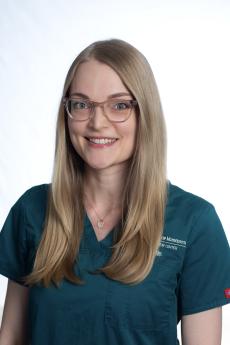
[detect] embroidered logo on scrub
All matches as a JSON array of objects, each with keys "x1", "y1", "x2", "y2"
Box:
[
  {"x1": 224, "y1": 288, "x2": 230, "y2": 299},
  {"x1": 157, "y1": 236, "x2": 187, "y2": 256},
  {"x1": 160, "y1": 236, "x2": 187, "y2": 250}
]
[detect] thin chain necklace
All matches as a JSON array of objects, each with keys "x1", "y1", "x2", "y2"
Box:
[{"x1": 84, "y1": 194, "x2": 121, "y2": 230}]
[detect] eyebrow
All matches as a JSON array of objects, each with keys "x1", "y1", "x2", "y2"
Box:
[{"x1": 69, "y1": 92, "x2": 132, "y2": 99}]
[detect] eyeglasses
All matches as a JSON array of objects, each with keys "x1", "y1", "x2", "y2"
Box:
[{"x1": 63, "y1": 97, "x2": 138, "y2": 123}]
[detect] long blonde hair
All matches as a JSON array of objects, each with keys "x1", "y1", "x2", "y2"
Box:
[{"x1": 23, "y1": 39, "x2": 168, "y2": 288}]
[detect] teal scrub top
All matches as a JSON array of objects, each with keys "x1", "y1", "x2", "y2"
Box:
[{"x1": 0, "y1": 181, "x2": 230, "y2": 345}]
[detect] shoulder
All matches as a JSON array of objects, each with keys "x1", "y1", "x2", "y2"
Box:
[
  {"x1": 0, "y1": 184, "x2": 51, "y2": 283},
  {"x1": 166, "y1": 181, "x2": 228, "y2": 249},
  {"x1": 16, "y1": 183, "x2": 50, "y2": 206},
  {"x1": 11, "y1": 184, "x2": 50, "y2": 229},
  {"x1": 167, "y1": 180, "x2": 214, "y2": 220},
  {"x1": 165, "y1": 181, "x2": 219, "y2": 245},
  {"x1": 14, "y1": 183, "x2": 50, "y2": 212}
]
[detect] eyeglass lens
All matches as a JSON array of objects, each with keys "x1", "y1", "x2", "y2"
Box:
[{"x1": 67, "y1": 99, "x2": 135, "y2": 122}]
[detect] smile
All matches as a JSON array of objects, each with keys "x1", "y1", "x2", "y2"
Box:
[
  {"x1": 87, "y1": 137, "x2": 117, "y2": 144},
  {"x1": 85, "y1": 137, "x2": 118, "y2": 148}
]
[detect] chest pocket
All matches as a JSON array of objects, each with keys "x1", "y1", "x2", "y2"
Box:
[{"x1": 104, "y1": 257, "x2": 178, "y2": 331}]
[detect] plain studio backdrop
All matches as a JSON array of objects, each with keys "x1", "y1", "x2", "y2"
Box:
[{"x1": 0, "y1": 0, "x2": 229, "y2": 342}]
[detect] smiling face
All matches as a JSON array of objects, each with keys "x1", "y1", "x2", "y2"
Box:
[{"x1": 67, "y1": 59, "x2": 137, "y2": 173}]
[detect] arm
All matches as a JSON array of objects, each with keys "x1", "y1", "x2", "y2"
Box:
[
  {"x1": 0, "y1": 279, "x2": 30, "y2": 345},
  {"x1": 181, "y1": 307, "x2": 222, "y2": 345}
]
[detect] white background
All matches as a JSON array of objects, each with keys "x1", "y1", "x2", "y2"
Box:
[{"x1": 0, "y1": 0, "x2": 229, "y2": 342}]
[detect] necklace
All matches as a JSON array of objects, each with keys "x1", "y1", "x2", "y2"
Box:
[{"x1": 84, "y1": 194, "x2": 121, "y2": 230}]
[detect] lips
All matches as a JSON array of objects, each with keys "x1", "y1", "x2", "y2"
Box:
[{"x1": 85, "y1": 137, "x2": 118, "y2": 144}]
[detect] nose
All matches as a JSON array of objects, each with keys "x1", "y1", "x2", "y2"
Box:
[{"x1": 88, "y1": 104, "x2": 110, "y2": 129}]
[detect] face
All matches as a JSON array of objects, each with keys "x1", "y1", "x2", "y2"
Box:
[{"x1": 67, "y1": 59, "x2": 137, "y2": 173}]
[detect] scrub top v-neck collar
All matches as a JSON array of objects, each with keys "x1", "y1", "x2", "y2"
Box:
[{"x1": 83, "y1": 212, "x2": 115, "y2": 251}]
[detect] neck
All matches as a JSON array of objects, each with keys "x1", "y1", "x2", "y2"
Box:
[{"x1": 83, "y1": 165, "x2": 127, "y2": 212}]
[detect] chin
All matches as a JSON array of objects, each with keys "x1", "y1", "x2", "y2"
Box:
[{"x1": 85, "y1": 161, "x2": 114, "y2": 171}]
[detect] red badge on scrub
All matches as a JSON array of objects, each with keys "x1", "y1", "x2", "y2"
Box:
[{"x1": 224, "y1": 288, "x2": 230, "y2": 298}]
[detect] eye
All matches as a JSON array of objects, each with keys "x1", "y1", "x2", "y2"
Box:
[
  {"x1": 71, "y1": 100, "x2": 90, "y2": 110},
  {"x1": 112, "y1": 101, "x2": 131, "y2": 110}
]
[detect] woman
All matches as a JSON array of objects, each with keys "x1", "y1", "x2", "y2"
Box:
[{"x1": 0, "y1": 39, "x2": 229, "y2": 345}]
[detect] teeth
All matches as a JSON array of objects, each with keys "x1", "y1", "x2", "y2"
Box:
[{"x1": 89, "y1": 138, "x2": 117, "y2": 144}]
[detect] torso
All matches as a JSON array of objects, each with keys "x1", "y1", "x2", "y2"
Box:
[{"x1": 3, "y1": 182, "x2": 229, "y2": 345}]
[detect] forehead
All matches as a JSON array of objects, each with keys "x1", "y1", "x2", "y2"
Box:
[{"x1": 70, "y1": 59, "x2": 130, "y2": 100}]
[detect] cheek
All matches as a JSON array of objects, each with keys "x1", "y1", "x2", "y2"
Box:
[
  {"x1": 118, "y1": 120, "x2": 137, "y2": 157},
  {"x1": 126, "y1": 117, "x2": 138, "y2": 144},
  {"x1": 119, "y1": 114, "x2": 137, "y2": 138},
  {"x1": 67, "y1": 121, "x2": 85, "y2": 153},
  {"x1": 68, "y1": 120, "x2": 84, "y2": 140},
  {"x1": 129, "y1": 118, "x2": 138, "y2": 153}
]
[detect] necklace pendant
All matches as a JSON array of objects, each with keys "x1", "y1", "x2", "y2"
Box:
[{"x1": 97, "y1": 220, "x2": 104, "y2": 229}]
